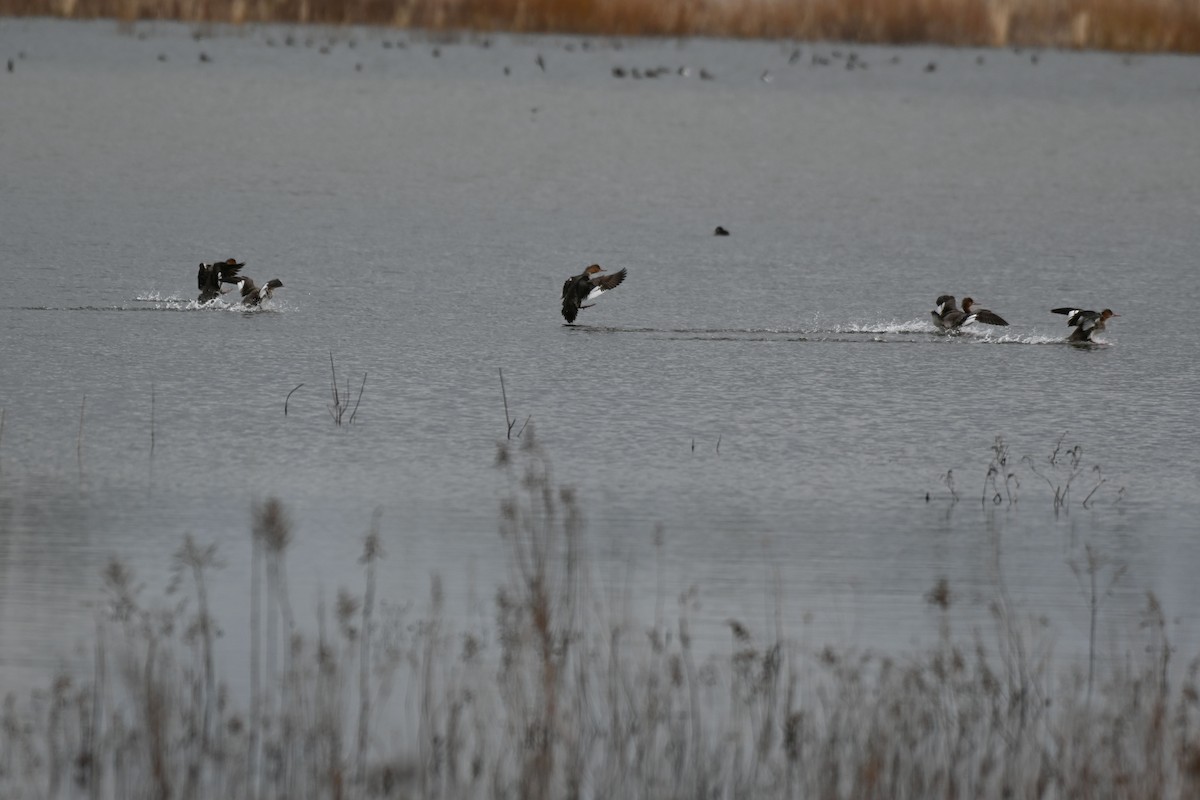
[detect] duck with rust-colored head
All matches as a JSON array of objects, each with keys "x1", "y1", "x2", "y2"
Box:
[
  {"x1": 561, "y1": 264, "x2": 627, "y2": 324},
  {"x1": 1052, "y1": 306, "x2": 1118, "y2": 342}
]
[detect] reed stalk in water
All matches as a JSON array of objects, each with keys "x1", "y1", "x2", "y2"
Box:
[
  {"x1": 499, "y1": 367, "x2": 515, "y2": 439},
  {"x1": 77, "y1": 395, "x2": 86, "y2": 480},
  {"x1": 285, "y1": 382, "x2": 303, "y2": 416}
]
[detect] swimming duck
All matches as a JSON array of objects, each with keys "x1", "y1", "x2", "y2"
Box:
[
  {"x1": 561, "y1": 265, "x2": 627, "y2": 324},
  {"x1": 197, "y1": 258, "x2": 245, "y2": 303},
  {"x1": 931, "y1": 295, "x2": 1008, "y2": 330},
  {"x1": 1051, "y1": 307, "x2": 1118, "y2": 342},
  {"x1": 237, "y1": 277, "x2": 284, "y2": 307},
  {"x1": 930, "y1": 294, "x2": 961, "y2": 329}
]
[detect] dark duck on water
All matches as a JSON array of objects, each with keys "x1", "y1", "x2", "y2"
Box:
[
  {"x1": 197, "y1": 258, "x2": 245, "y2": 303},
  {"x1": 561, "y1": 264, "x2": 627, "y2": 324}
]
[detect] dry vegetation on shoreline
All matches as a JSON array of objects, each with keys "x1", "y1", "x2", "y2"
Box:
[
  {"x1": 2, "y1": 433, "x2": 1198, "y2": 798},
  {"x1": 1, "y1": 0, "x2": 1199, "y2": 53}
]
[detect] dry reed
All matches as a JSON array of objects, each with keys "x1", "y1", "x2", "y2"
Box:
[
  {"x1": 2, "y1": 440, "x2": 1197, "y2": 798},
  {"x1": 1, "y1": 0, "x2": 1198, "y2": 53}
]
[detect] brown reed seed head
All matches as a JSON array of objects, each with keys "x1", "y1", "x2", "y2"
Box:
[{"x1": 254, "y1": 497, "x2": 292, "y2": 553}]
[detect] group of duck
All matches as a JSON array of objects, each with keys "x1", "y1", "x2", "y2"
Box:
[
  {"x1": 561, "y1": 265, "x2": 1117, "y2": 343},
  {"x1": 196, "y1": 258, "x2": 284, "y2": 307},
  {"x1": 930, "y1": 294, "x2": 1118, "y2": 342}
]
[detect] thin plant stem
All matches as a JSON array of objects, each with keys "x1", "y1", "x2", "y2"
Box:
[
  {"x1": 350, "y1": 373, "x2": 366, "y2": 424},
  {"x1": 356, "y1": 510, "x2": 383, "y2": 786},
  {"x1": 249, "y1": 519, "x2": 261, "y2": 800},
  {"x1": 285, "y1": 383, "x2": 303, "y2": 416},
  {"x1": 77, "y1": 395, "x2": 86, "y2": 480},
  {"x1": 150, "y1": 382, "x2": 155, "y2": 460},
  {"x1": 500, "y1": 367, "x2": 514, "y2": 439}
]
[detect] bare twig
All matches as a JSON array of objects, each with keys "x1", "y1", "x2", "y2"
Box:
[
  {"x1": 285, "y1": 383, "x2": 304, "y2": 416},
  {"x1": 1082, "y1": 466, "x2": 1107, "y2": 509},
  {"x1": 150, "y1": 383, "x2": 156, "y2": 460},
  {"x1": 77, "y1": 395, "x2": 86, "y2": 479},
  {"x1": 499, "y1": 368, "x2": 515, "y2": 439},
  {"x1": 329, "y1": 351, "x2": 342, "y2": 424},
  {"x1": 943, "y1": 469, "x2": 958, "y2": 502},
  {"x1": 1070, "y1": 544, "x2": 1128, "y2": 707},
  {"x1": 350, "y1": 372, "x2": 367, "y2": 424},
  {"x1": 1049, "y1": 431, "x2": 1068, "y2": 466},
  {"x1": 516, "y1": 414, "x2": 532, "y2": 439},
  {"x1": 357, "y1": 510, "x2": 384, "y2": 784}
]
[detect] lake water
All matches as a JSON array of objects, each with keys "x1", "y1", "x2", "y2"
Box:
[{"x1": 1, "y1": 18, "x2": 1199, "y2": 696}]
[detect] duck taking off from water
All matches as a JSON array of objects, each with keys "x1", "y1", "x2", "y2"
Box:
[
  {"x1": 931, "y1": 295, "x2": 1008, "y2": 330},
  {"x1": 1052, "y1": 306, "x2": 1118, "y2": 342},
  {"x1": 197, "y1": 258, "x2": 245, "y2": 303},
  {"x1": 236, "y1": 276, "x2": 284, "y2": 307},
  {"x1": 931, "y1": 294, "x2": 961, "y2": 330},
  {"x1": 562, "y1": 264, "x2": 627, "y2": 324}
]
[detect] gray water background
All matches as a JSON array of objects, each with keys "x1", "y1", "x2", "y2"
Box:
[{"x1": 1, "y1": 18, "x2": 1199, "y2": 695}]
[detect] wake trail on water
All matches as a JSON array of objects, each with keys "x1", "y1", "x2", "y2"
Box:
[
  {"x1": 569, "y1": 320, "x2": 1092, "y2": 346},
  {"x1": 10, "y1": 293, "x2": 290, "y2": 313}
]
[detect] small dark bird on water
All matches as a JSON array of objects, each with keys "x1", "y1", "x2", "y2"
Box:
[
  {"x1": 1051, "y1": 306, "x2": 1118, "y2": 342},
  {"x1": 237, "y1": 277, "x2": 285, "y2": 307},
  {"x1": 561, "y1": 265, "x2": 627, "y2": 324},
  {"x1": 714, "y1": 226, "x2": 730, "y2": 236},
  {"x1": 536, "y1": 53, "x2": 545, "y2": 72},
  {"x1": 197, "y1": 258, "x2": 245, "y2": 303}
]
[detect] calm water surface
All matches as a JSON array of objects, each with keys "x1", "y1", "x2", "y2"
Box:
[{"x1": 1, "y1": 19, "x2": 1199, "y2": 694}]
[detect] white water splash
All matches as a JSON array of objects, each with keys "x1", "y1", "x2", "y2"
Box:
[{"x1": 833, "y1": 319, "x2": 937, "y2": 335}]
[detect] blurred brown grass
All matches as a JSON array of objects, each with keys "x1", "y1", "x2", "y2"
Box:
[
  {"x1": 2, "y1": 0, "x2": 1199, "y2": 52},
  {"x1": 3, "y1": 434, "x2": 1200, "y2": 798}
]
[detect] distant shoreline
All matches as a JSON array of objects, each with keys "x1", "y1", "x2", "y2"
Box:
[{"x1": 2, "y1": 0, "x2": 1199, "y2": 54}]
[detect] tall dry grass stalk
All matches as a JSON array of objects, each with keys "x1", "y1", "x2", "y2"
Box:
[{"x1": 1, "y1": 0, "x2": 1198, "y2": 52}]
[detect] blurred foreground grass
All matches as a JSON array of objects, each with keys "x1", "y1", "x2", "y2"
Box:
[
  {"x1": 3, "y1": 433, "x2": 1199, "y2": 798},
  {"x1": 2, "y1": 0, "x2": 1199, "y2": 53}
]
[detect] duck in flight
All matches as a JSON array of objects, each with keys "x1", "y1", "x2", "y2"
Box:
[
  {"x1": 931, "y1": 295, "x2": 1009, "y2": 330},
  {"x1": 562, "y1": 264, "x2": 627, "y2": 324},
  {"x1": 197, "y1": 258, "x2": 245, "y2": 303},
  {"x1": 236, "y1": 277, "x2": 284, "y2": 307},
  {"x1": 1051, "y1": 306, "x2": 1118, "y2": 342}
]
